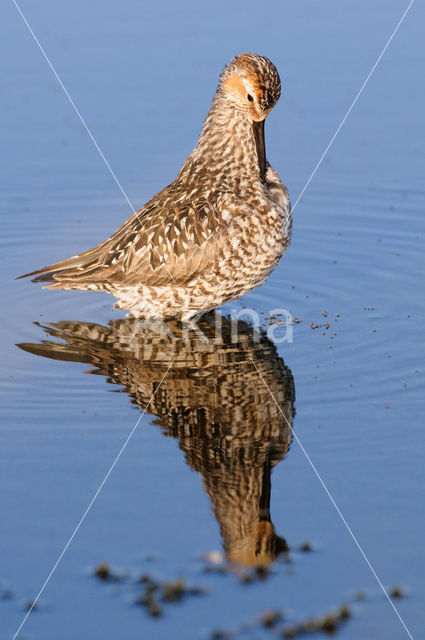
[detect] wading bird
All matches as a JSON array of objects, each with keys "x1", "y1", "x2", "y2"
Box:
[{"x1": 19, "y1": 54, "x2": 291, "y2": 319}]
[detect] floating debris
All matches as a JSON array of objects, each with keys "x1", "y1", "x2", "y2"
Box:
[
  {"x1": 162, "y1": 579, "x2": 187, "y2": 603},
  {"x1": 94, "y1": 563, "x2": 111, "y2": 581},
  {"x1": 310, "y1": 321, "x2": 331, "y2": 330},
  {"x1": 135, "y1": 574, "x2": 163, "y2": 616},
  {"x1": 135, "y1": 575, "x2": 205, "y2": 617},
  {"x1": 24, "y1": 599, "x2": 39, "y2": 612},
  {"x1": 280, "y1": 605, "x2": 351, "y2": 637},
  {"x1": 298, "y1": 541, "x2": 313, "y2": 553},
  {"x1": 94, "y1": 564, "x2": 205, "y2": 617},
  {"x1": 389, "y1": 585, "x2": 404, "y2": 599},
  {"x1": 136, "y1": 590, "x2": 163, "y2": 618},
  {"x1": 93, "y1": 563, "x2": 126, "y2": 583},
  {"x1": 162, "y1": 578, "x2": 204, "y2": 602},
  {"x1": 260, "y1": 609, "x2": 284, "y2": 628}
]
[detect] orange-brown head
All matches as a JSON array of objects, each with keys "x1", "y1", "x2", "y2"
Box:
[{"x1": 219, "y1": 53, "x2": 281, "y2": 121}]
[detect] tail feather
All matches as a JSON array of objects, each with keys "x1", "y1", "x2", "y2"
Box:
[
  {"x1": 17, "y1": 253, "x2": 88, "y2": 282},
  {"x1": 31, "y1": 271, "x2": 57, "y2": 283},
  {"x1": 16, "y1": 240, "x2": 108, "y2": 285},
  {"x1": 17, "y1": 205, "x2": 148, "y2": 286}
]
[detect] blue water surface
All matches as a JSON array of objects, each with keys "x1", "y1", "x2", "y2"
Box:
[{"x1": 1, "y1": 1, "x2": 424, "y2": 639}]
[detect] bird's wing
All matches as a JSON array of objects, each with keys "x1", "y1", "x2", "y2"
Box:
[
  {"x1": 20, "y1": 188, "x2": 234, "y2": 289},
  {"x1": 100, "y1": 194, "x2": 231, "y2": 287}
]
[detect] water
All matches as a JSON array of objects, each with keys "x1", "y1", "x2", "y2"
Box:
[{"x1": 1, "y1": 1, "x2": 425, "y2": 638}]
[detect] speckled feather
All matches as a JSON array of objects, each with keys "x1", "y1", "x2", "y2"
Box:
[{"x1": 20, "y1": 54, "x2": 291, "y2": 319}]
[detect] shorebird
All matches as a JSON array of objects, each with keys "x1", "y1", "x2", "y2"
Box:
[{"x1": 19, "y1": 53, "x2": 291, "y2": 319}]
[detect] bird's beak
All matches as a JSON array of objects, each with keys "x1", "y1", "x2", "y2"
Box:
[{"x1": 252, "y1": 120, "x2": 267, "y2": 183}]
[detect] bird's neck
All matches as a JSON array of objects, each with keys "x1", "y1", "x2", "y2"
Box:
[{"x1": 178, "y1": 93, "x2": 265, "y2": 196}]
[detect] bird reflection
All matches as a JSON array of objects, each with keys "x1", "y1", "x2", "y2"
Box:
[{"x1": 18, "y1": 313, "x2": 295, "y2": 567}]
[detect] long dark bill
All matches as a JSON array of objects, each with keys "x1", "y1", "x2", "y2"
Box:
[{"x1": 252, "y1": 119, "x2": 267, "y2": 183}]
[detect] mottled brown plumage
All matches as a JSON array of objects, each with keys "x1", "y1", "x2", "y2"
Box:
[
  {"x1": 19, "y1": 54, "x2": 291, "y2": 319},
  {"x1": 18, "y1": 313, "x2": 295, "y2": 567}
]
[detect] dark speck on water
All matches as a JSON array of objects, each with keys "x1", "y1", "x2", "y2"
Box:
[
  {"x1": 280, "y1": 605, "x2": 351, "y2": 638},
  {"x1": 260, "y1": 610, "x2": 284, "y2": 628},
  {"x1": 389, "y1": 585, "x2": 405, "y2": 599},
  {"x1": 298, "y1": 541, "x2": 313, "y2": 552},
  {"x1": 94, "y1": 563, "x2": 114, "y2": 581}
]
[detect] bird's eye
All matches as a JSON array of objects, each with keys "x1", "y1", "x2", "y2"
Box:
[{"x1": 247, "y1": 93, "x2": 254, "y2": 103}]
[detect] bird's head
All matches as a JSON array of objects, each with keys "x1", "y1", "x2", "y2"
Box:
[{"x1": 219, "y1": 53, "x2": 281, "y2": 122}]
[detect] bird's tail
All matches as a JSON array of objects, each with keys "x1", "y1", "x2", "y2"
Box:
[
  {"x1": 16, "y1": 245, "x2": 106, "y2": 289},
  {"x1": 17, "y1": 254, "x2": 82, "y2": 283}
]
